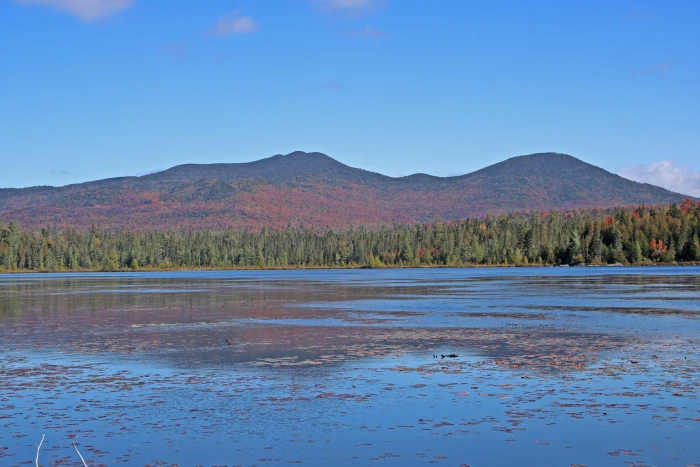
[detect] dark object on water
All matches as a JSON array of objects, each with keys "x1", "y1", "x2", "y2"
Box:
[{"x1": 441, "y1": 354, "x2": 458, "y2": 359}]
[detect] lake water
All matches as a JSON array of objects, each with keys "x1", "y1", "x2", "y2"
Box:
[{"x1": 1, "y1": 268, "x2": 699, "y2": 466}]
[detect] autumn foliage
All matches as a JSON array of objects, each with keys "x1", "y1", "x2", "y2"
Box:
[
  {"x1": 1, "y1": 201, "x2": 698, "y2": 271},
  {"x1": 0, "y1": 152, "x2": 692, "y2": 232}
]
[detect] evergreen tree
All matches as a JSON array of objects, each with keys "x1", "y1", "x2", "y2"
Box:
[
  {"x1": 630, "y1": 241, "x2": 643, "y2": 264},
  {"x1": 0, "y1": 201, "x2": 697, "y2": 271}
]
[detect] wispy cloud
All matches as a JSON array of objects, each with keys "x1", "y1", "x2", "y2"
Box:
[
  {"x1": 618, "y1": 160, "x2": 700, "y2": 197},
  {"x1": 163, "y1": 40, "x2": 188, "y2": 59},
  {"x1": 212, "y1": 52, "x2": 230, "y2": 63},
  {"x1": 345, "y1": 26, "x2": 388, "y2": 39},
  {"x1": 625, "y1": 10, "x2": 653, "y2": 20},
  {"x1": 322, "y1": 80, "x2": 345, "y2": 90},
  {"x1": 632, "y1": 61, "x2": 675, "y2": 78},
  {"x1": 211, "y1": 11, "x2": 258, "y2": 37},
  {"x1": 14, "y1": 0, "x2": 133, "y2": 21},
  {"x1": 642, "y1": 62, "x2": 674, "y2": 74},
  {"x1": 313, "y1": 0, "x2": 384, "y2": 17}
]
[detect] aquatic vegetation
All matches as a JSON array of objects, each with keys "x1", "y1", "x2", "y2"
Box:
[{"x1": 0, "y1": 269, "x2": 698, "y2": 465}]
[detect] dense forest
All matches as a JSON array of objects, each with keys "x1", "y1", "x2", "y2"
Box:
[{"x1": 0, "y1": 201, "x2": 699, "y2": 272}]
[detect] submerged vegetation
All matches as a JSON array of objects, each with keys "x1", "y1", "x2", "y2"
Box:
[{"x1": 0, "y1": 201, "x2": 699, "y2": 272}]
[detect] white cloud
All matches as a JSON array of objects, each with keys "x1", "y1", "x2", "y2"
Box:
[
  {"x1": 345, "y1": 26, "x2": 388, "y2": 39},
  {"x1": 313, "y1": 0, "x2": 384, "y2": 16},
  {"x1": 322, "y1": 0, "x2": 378, "y2": 9},
  {"x1": 211, "y1": 11, "x2": 258, "y2": 37},
  {"x1": 14, "y1": 0, "x2": 133, "y2": 21},
  {"x1": 618, "y1": 160, "x2": 700, "y2": 197}
]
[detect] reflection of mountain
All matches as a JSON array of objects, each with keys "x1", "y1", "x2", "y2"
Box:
[
  {"x1": 2, "y1": 271, "x2": 667, "y2": 371},
  {"x1": 1, "y1": 152, "x2": 690, "y2": 230}
]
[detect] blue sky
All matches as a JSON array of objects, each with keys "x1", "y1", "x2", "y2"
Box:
[{"x1": 1, "y1": 0, "x2": 698, "y2": 195}]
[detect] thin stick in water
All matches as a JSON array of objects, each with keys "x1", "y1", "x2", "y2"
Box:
[
  {"x1": 35, "y1": 434, "x2": 45, "y2": 467},
  {"x1": 72, "y1": 442, "x2": 88, "y2": 467}
]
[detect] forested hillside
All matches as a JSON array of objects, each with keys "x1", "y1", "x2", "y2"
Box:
[
  {"x1": 1, "y1": 201, "x2": 698, "y2": 271},
  {"x1": 0, "y1": 152, "x2": 690, "y2": 230}
]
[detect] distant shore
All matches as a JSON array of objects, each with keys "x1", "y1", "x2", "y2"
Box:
[
  {"x1": 1, "y1": 262, "x2": 698, "y2": 274},
  {"x1": 2, "y1": 202, "x2": 698, "y2": 273}
]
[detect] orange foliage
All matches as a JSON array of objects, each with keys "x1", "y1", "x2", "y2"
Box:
[{"x1": 650, "y1": 239, "x2": 668, "y2": 260}]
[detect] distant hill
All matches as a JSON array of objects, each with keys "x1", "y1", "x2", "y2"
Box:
[{"x1": 0, "y1": 152, "x2": 691, "y2": 230}]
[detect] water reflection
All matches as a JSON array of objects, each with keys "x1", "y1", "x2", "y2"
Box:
[{"x1": 0, "y1": 268, "x2": 699, "y2": 466}]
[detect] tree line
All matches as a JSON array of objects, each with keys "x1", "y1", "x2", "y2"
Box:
[{"x1": 1, "y1": 201, "x2": 699, "y2": 272}]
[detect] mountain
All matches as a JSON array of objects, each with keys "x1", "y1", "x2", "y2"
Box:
[{"x1": 0, "y1": 152, "x2": 691, "y2": 230}]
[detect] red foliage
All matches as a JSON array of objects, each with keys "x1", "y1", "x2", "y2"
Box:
[{"x1": 680, "y1": 198, "x2": 694, "y2": 213}]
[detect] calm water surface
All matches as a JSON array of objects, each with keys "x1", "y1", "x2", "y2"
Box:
[{"x1": 1, "y1": 267, "x2": 699, "y2": 466}]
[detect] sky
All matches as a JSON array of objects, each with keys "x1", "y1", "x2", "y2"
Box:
[{"x1": 1, "y1": 0, "x2": 699, "y2": 195}]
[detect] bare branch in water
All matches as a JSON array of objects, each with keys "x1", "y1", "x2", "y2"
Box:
[
  {"x1": 35, "y1": 435, "x2": 45, "y2": 467},
  {"x1": 72, "y1": 442, "x2": 88, "y2": 467}
]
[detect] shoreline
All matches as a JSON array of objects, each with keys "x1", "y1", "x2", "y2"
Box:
[{"x1": 1, "y1": 262, "x2": 698, "y2": 274}]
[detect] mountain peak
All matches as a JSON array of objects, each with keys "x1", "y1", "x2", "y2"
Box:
[
  {"x1": 0, "y1": 151, "x2": 691, "y2": 231},
  {"x1": 281, "y1": 150, "x2": 331, "y2": 159},
  {"x1": 466, "y1": 152, "x2": 603, "y2": 179},
  {"x1": 276, "y1": 151, "x2": 341, "y2": 167},
  {"x1": 504, "y1": 152, "x2": 585, "y2": 164}
]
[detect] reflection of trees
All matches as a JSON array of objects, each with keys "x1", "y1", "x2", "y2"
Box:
[{"x1": 0, "y1": 295, "x2": 21, "y2": 320}]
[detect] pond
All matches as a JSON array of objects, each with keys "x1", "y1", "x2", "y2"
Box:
[{"x1": 1, "y1": 267, "x2": 699, "y2": 466}]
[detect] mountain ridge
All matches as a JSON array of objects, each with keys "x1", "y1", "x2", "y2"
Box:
[{"x1": 0, "y1": 152, "x2": 692, "y2": 230}]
